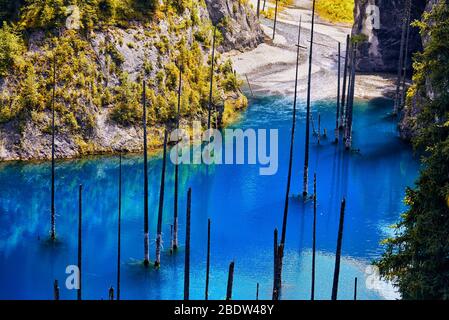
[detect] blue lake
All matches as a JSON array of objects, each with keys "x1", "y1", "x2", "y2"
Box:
[{"x1": 0, "y1": 96, "x2": 420, "y2": 300}]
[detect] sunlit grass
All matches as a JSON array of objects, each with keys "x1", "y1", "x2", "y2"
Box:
[{"x1": 315, "y1": 0, "x2": 354, "y2": 24}]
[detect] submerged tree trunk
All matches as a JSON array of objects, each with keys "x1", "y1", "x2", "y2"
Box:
[
  {"x1": 205, "y1": 218, "x2": 211, "y2": 300},
  {"x1": 303, "y1": 0, "x2": 316, "y2": 198},
  {"x1": 155, "y1": 130, "x2": 168, "y2": 268},
  {"x1": 226, "y1": 261, "x2": 235, "y2": 300},
  {"x1": 77, "y1": 184, "x2": 83, "y2": 301},
  {"x1": 143, "y1": 81, "x2": 150, "y2": 267},
  {"x1": 345, "y1": 45, "x2": 357, "y2": 150},
  {"x1": 311, "y1": 174, "x2": 317, "y2": 300},
  {"x1": 331, "y1": 198, "x2": 346, "y2": 300},
  {"x1": 117, "y1": 154, "x2": 122, "y2": 301},
  {"x1": 51, "y1": 54, "x2": 56, "y2": 241},
  {"x1": 184, "y1": 188, "x2": 192, "y2": 300},
  {"x1": 281, "y1": 16, "x2": 301, "y2": 250},
  {"x1": 53, "y1": 280, "x2": 59, "y2": 300},
  {"x1": 173, "y1": 69, "x2": 182, "y2": 251}
]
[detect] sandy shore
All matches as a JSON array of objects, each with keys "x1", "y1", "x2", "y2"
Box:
[{"x1": 226, "y1": 0, "x2": 396, "y2": 101}]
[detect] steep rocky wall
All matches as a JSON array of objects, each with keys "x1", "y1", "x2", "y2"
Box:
[
  {"x1": 0, "y1": 1, "x2": 261, "y2": 161},
  {"x1": 352, "y1": 0, "x2": 427, "y2": 73},
  {"x1": 205, "y1": 0, "x2": 264, "y2": 51},
  {"x1": 399, "y1": 0, "x2": 441, "y2": 140}
]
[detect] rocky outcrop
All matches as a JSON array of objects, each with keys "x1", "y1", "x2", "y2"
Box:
[
  {"x1": 352, "y1": 0, "x2": 427, "y2": 73},
  {"x1": 399, "y1": 0, "x2": 441, "y2": 140},
  {"x1": 0, "y1": 1, "x2": 257, "y2": 161},
  {"x1": 205, "y1": 0, "x2": 264, "y2": 51}
]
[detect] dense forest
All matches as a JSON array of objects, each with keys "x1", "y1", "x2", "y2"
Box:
[{"x1": 376, "y1": 1, "x2": 449, "y2": 300}]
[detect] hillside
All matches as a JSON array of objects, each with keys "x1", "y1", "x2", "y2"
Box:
[{"x1": 0, "y1": 0, "x2": 263, "y2": 160}]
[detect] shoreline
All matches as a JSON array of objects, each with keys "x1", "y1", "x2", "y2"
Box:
[{"x1": 227, "y1": 0, "x2": 397, "y2": 101}]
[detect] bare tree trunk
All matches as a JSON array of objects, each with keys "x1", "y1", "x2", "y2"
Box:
[
  {"x1": 117, "y1": 154, "x2": 122, "y2": 300},
  {"x1": 205, "y1": 218, "x2": 211, "y2": 300},
  {"x1": 53, "y1": 280, "x2": 59, "y2": 300},
  {"x1": 184, "y1": 188, "x2": 192, "y2": 300},
  {"x1": 272, "y1": 0, "x2": 279, "y2": 40},
  {"x1": 226, "y1": 261, "x2": 235, "y2": 300},
  {"x1": 143, "y1": 81, "x2": 150, "y2": 267},
  {"x1": 340, "y1": 35, "x2": 350, "y2": 129},
  {"x1": 173, "y1": 69, "x2": 182, "y2": 251},
  {"x1": 281, "y1": 16, "x2": 301, "y2": 249},
  {"x1": 331, "y1": 198, "x2": 346, "y2": 300},
  {"x1": 207, "y1": 27, "x2": 216, "y2": 130},
  {"x1": 155, "y1": 130, "x2": 168, "y2": 268},
  {"x1": 311, "y1": 174, "x2": 317, "y2": 300},
  {"x1": 77, "y1": 184, "x2": 83, "y2": 301},
  {"x1": 303, "y1": 0, "x2": 316, "y2": 198},
  {"x1": 51, "y1": 54, "x2": 56, "y2": 241},
  {"x1": 256, "y1": 283, "x2": 259, "y2": 300},
  {"x1": 335, "y1": 42, "x2": 341, "y2": 142},
  {"x1": 345, "y1": 45, "x2": 357, "y2": 150}
]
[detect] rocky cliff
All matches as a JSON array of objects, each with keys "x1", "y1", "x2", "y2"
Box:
[
  {"x1": 352, "y1": 0, "x2": 427, "y2": 73},
  {"x1": 206, "y1": 0, "x2": 264, "y2": 51},
  {"x1": 399, "y1": 0, "x2": 443, "y2": 141},
  {"x1": 0, "y1": 0, "x2": 263, "y2": 161}
]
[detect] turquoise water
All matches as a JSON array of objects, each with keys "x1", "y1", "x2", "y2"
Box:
[{"x1": 0, "y1": 96, "x2": 419, "y2": 300}]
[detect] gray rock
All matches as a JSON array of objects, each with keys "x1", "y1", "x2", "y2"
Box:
[
  {"x1": 205, "y1": 0, "x2": 264, "y2": 52},
  {"x1": 352, "y1": 0, "x2": 427, "y2": 73}
]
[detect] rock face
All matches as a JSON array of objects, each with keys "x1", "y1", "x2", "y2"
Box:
[
  {"x1": 352, "y1": 0, "x2": 427, "y2": 73},
  {"x1": 205, "y1": 0, "x2": 264, "y2": 51},
  {"x1": 0, "y1": 1, "x2": 260, "y2": 161},
  {"x1": 399, "y1": 0, "x2": 441, "y2": 140}
]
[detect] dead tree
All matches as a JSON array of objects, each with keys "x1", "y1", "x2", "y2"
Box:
[
  {"x1": 311, "y1": 174, "x2": 317, "y2": 300},
  {"x1": 205, "y1": 218, "x2": 211, "y2": 300},
  {"x1": 335, "y1": 42, "x2": 341, "y2": 142},
  {"x1": 226, "y1": 261, "x2": 235, "y2": 300},
  {"x1": 77, "y1": 184, "x2": 83, "y2": 301},
  {"x1": 256, "y1": 283, "x2": 260, "y2": 300},
  {"x1": 53, "y1": 280, "x2": 59, "y2": 300},
  {"x1": 155, "y1": 130, "x2": 168, "y2": 268},
  {"x1": 273, "y1": 0, "x2": 279, "y2": 40},
  {"x1": 207, "y1": 27, "x2": 217, "y2": 130},
  {"x1": 340, "y1": 35, "x2": 350, "y2": 129},
  {"x1": 173, "y1": 68, "x2": 182, "y2": 251},
  {"x1": 109, "y1": 286, "x2": 114, "y2": 300},
  {"x1": 143, "y1": 80, "x2": 150, "y2": 267},
  {"x1": 50, "y1": 54, "x2": 56, "y2": 241},
  {"x1": 184, "y1": 188, "x2": 192, "y2": 300},
  {"x1": 303, "y1": 0, "x2": 317, "y2": 198},
  {"x1": 345, "y1": 45, "x2": 357, "y2": 150},
  {"x1": 331, "y1": 198, "x2": 346, "y2": 300},
  {"x1": 117, "y1": 154, "x2": 122, "y2": 300},
  {"x1": 281, "y1": 16, "x2": 302, "y2": 253}
]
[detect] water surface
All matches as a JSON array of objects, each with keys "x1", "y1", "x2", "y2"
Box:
[{"x1": 0, "y1": 96, "x2": 420, "y2": 300}]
